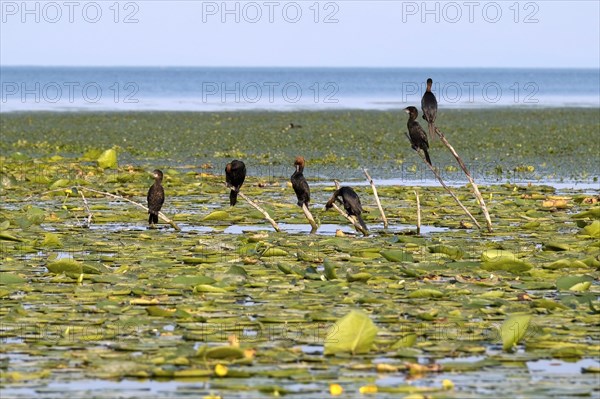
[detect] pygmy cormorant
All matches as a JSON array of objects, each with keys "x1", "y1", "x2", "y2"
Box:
[
  {"x1": 225, "y1": 160, "x2": 246, "y2": 206},
  {"x1": 147, "y1": 169, "x2": 165, "y2": 226},
  {"x1": 326, "y1": 186, "x2": 368, "y2": 231},
  {"x1": 404, "y1": 106, "x2": 432, "y2": 165},
  {"x1": 291, "y1": 156, "x2": 310, "y2": 207},
  {"x1": 421, "y1": 78, "x2": 438, "y2": 141}
]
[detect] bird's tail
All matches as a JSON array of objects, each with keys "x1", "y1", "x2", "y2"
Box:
[
  {"x1": 149, "y1": 212, "x2": 158, "y2": 225},
  {"x1": 229, "y1": 189, "x2": 238, "y2": 206},
  {"x1": 356, "y1": 214, "x2": 368, "y2": 231},
  {"x1": 423, "y1": 148, "x2": 432, "y2": 166},
  {"x1": 428, "y1": 122, "x2": 436, "y2": 141}
]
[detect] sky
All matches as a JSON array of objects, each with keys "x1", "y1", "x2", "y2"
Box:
[{"x1": 1, "y1": 0, "x2": 599, "y2": 68}]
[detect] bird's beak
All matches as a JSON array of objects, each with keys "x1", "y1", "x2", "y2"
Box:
[{"x1": 404, "y1": 109, "x2": 410, "y2": 113}]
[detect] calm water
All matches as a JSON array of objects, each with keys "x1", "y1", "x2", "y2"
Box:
[{"x1": 1, "y1": 67, "x2": 598, "y2": 112}]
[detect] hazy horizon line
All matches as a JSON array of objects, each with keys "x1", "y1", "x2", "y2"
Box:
[{"x1": 2, "y1": 65, "x2": 598, "y2": 70}]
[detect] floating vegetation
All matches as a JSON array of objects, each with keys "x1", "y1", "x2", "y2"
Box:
[{"x1": 0, "y1": 110, "x2": 598, "y2": 398}]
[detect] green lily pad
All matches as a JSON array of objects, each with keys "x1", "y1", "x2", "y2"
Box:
[
  {"x1": 482, "y1": 258, "x2": 532, "y2": 274},
  {"x1": 47, "y1": 259, "x2": 83, "y2": 274},
  {"x1": 324, "y1": 310, "x2": 378, "y2": 355},
  {"x1": 42, "y1": 232, "x2": 63, "y2": 247},
  {"x1": 97, "y1": 148, "x2": 118, "y2": 169},
  {"x1": 380, "y1": 250, "x2": 414, "y2": 263},
  {"x1": 428, "y1": 245, "x2": 464, "y2": 260},
  {"x1": 323, "y1": 258, "x2": 338, "y2": 280},
  {"x1": 172, "y1": 275, "x2": 216, "y2": 285},
  {"x1": 0, "y1": 232, "x2": 22, "y2": 242},
  {"x1": 481, "y1": 249, "x2": 517, "y2": 262},
  {"x1": 581, "y1": 220, "x2": 600, "y2": 237},
  {"x1": 200, "y1": 346, "x2": 246, "y2": 360},
  {"x1": 408, "y1": 288, "x2": 444, "y2": 298},
  {"x1": 261, "y1": 247, "x2": 288, "y2": 257},
  {"x1": 501, "y1": 313, "x2": 532, "y2": 351},
  {"x1": 202, "y1": 211, "x2": 229, "y2": 221},
  {"x1": 571, "y1": 208, "x2": 600, "y2": 219},
  {"x1": 542, "y1": 242, "x2": 570, "y2": 251},
  {"x1": 0, "y1": 272, "x2": 26, "y2": 285},
  {"x1": 556, "y1": 275, "x2": 594, "y2": 291}
]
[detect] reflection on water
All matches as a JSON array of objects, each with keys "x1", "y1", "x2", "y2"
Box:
[
  {"x1": 84, "y1": 221, "x2": 448, "y2": 236},
  {"x1": 223, "y1": 223, "x2": 448, "y2": 236},
  {"x1": 2, "y1": 358, "x2": 599, "y2": 399}
]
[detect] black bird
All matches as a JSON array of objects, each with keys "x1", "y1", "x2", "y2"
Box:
[
  {"x1": 291, "y1": 156, "x2": 310, "y2": 207},
  {"x1": 225, "y1": 160, "x2": 246, "y2": 206},
  {"x1": 282, "y1": 123, "x2": 302, "y2": 132},
  {"x1": 147, "y1": 169, "x2": 165, "y2": 226},
  {"x1": 404, "y1": 106, "x2": 432, "y2": 165},
  {"x1": 326, "y1": 186, "x2": 368, "y2": 231},
  {"x1": 421, "y1": 78, "x2": 438, "y2": 141}
]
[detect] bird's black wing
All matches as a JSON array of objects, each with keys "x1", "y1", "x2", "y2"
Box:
[{"x1": 421, "y1": 92, "x2": 438, "y2": 123}]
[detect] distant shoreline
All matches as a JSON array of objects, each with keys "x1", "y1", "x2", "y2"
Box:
[{"x1": 1, "y1": 104, "x2": 599, "y2": 114}]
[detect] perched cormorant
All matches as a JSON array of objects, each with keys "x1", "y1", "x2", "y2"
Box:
[
  {"x1": 291, "y1": 156, "x2": 310, "y2": 207},
  {"x1": 326, "y1": 186, "x2": 368, "y2": 231},
  {"x1": 404, "y1": 106, "x2": 432, "y2": 165},
  {"x1": 225, "y1": 160, "x2": 246, "y2": 206},
  {"x1": 421, "y1": 78, "x2": 438, "y2": 141},
  {"x1": 147, "y1": 169, "x2": 165, "y2": 226}
]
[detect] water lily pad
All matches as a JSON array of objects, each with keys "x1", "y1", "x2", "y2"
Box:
[
  {"x1": 482, "y1": 258, "x2": 532, "y2": 274},
  {"x1": 408, "y1": 289, "x2": 444, "y2": 298},
  {"x1": 542, "y1": 242, "x2": 570, "y2": 251},
  {"x1": 481, "y1": 249, "x2": 517, "y2": 262},
  {"x1": 347, "y1": 272, "x2": 372, "y2": 283},
  {"x1": 172, "y1": 275, "x2": 216, "y2": 285},
  {"x1": 261, "y1": 247, "x2": 288, "y2": 257},
  {"x1": 556, "y1": 275, "x2": 594, "y2": 291},
  {"x1": 97, "y1": 148, "x2": 118, "y2": 169},
  {"x1": 323, "y1": 258, "x2": 338, "y2": 280},
  {"x1": 202, "y1": 211, "x2": 229, "y2": 221},
  {"x1": 200, "y1": 346, "x2": 246, "y2": 360},
  {"x1": 501, "y1": 313, "x2": 532, "y2": 351},
  {"x1": 0, "y1": 232, "x2": 22, "y2": 242},
  {"x1": 569, "y1": 281, "x2": 591, "y2": 292},
  {"x1": 571, "y1": 208, "x2": 600, "y2": 219},
  {"x1": 0, "y1": 272, "x2": 26, "y2": 285},
  {"x1": 47, "y1": 259, "x2": 83, "y2": 274},
  {"x1": 324, "y1": 310, "x2": 378, "y2": 355},
  {"x1": 41, "y1": 232, "x2": 63, "y2": 247},
  {"x1": 380, "y1": 250, "x2": 414, "y2": 263},
  {"x1": 428, "y1": 245, "x2": 464, "y2": 260},
  {"x1": 581, "y1": 220, "x2": 600, "y2": 237}
]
